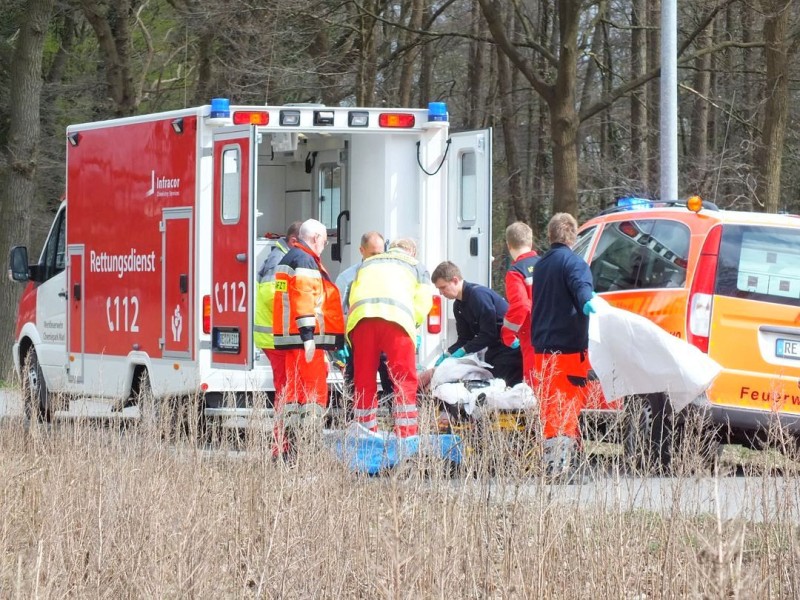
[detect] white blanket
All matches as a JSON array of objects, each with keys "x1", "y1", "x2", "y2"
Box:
[
  {"x1": 587, "y1": 298, "x2": 721, "y2": 413},
  {"x1": 431, "y1": 355, "x2": 536, "y2": 415}
]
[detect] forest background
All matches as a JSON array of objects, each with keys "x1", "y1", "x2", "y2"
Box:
[{"x1": 0, "y1": 0, "x2": 798, "y2": 376}]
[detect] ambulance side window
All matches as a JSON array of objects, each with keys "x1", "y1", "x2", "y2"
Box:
[
  {"x1": 42, "y1": 209, "x2": 66, "y2": 281},
  {"x1": 459, "y1": 151, "x2": 477, "y2": 225},
  {"x1": 221, "y1": 147, "x2": 241, "y2": 223},
  {"x1": 318, "y1": 162, "x2": 342, "y2": 230}
]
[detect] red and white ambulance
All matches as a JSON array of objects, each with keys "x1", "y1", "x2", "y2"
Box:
[{"x1": 8, "y1": 99, "x2": 491, "y2": 420}]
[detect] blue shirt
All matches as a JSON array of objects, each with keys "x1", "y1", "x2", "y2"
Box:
[
  {"x1": 531, "y1": 243, "x2": 594, "y2": 353},
  {"x1": 450, "y1": 282, "x2": 509, "y2": 355},
  {"x1": 335, "y1": 263, "x2": 361, "y2": 315}
]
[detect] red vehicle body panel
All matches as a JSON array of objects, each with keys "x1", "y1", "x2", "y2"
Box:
[{"x1": 66, "y1": 116, "x2": 198, "y2": 361}]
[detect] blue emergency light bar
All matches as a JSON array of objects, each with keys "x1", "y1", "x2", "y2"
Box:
[
  {"x1": 428, "y1": 102, "x2": 448, "y2": 122},
  {"x1": 616, "y1": 196, "x2": 653, "y2": 210},
  {"x1": 210, "y1": 98, "x2": 231, "y2": 118}
]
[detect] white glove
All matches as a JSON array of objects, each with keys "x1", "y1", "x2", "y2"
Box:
[{"x1": 303, "y1": 339, "x2": 315, "y2": 363}]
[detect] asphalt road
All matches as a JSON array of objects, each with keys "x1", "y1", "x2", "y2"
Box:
[{"x1": 1, "y1": 388, "x2": 797, "y2": 523}]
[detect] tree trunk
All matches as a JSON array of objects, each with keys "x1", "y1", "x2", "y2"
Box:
[
  {"x1": 630, "y1": 0, "x2": 648, "y2": 189},
  {"x1": 398, "y1": 0, "x2": 423, "y2": 106},
  {"x1": 549, "y1": 1, "x2": 580, "y2": 216},
  {"x1": 80, "y1": 0, "x2": 138, "y2": 117},
  {"x1": 466, "y1": 0, "x2": 486, "y2": 129},
  {"x1": 646, "y1": 0, "x2": 660, "y2": 193},
  {"x1": 689, "y1": 21, "x2": 712, "y2": 198},
  {"x1": 496, "y1": 13, "x2": 523, "y2": 222},
  {"x1": 0, "y1": 0, "x2": 55, "y2": 378},
  {"x1": 755, "y1": 0, "x2": 791, "y2": 213}
]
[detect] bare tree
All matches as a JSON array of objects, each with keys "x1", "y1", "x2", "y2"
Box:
[
  {"x1": 753, "y1": 0, "x2": 795, "y2": 213},
  {"x1": 0, "y1": 0, "x2": 55, "y2": 377}
]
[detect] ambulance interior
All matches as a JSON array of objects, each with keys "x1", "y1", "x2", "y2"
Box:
[{"x1": 252, "y1": 130, "x2": 423, "y2": 283}]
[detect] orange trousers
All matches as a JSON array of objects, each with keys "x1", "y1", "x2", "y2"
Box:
[
  {"x1": 264, "y1": 348, "x2": 287, "y2": 403},
  {"x1": 272, "y1": 348, "x2": 328, "y2": 456},
  {"x1": 534, "y1": 351, "x2": 590, "y2": 440}
]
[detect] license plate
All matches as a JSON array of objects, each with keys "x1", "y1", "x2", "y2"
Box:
[
  {"x1": 214, "y1": 328, "x2": 240, "y2": 353},
  {"x1": 776, "y1": 338, "x2": 800, "y2": 360}
]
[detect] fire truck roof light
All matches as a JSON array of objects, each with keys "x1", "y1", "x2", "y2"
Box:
[
  {"x1": 67, "y1": 132, "x2": 81, "y2": 147},
  {"x1": 379, "y1": 113, "x2": 415, "y2": 128},
  {"x1": 686, "y1": 195, "x2": 703, "y2": 212},
  {"x1": 280, "y1": 110, "x2": 301, "y2": 126},
  {"x1": 348, "y1": 111, "x2": 369, "y2": 127},
  {"x1": 233, "y1": 111, "x2": 269, "y2": 125},
  {"x1": 210, "y1": 97, "x2": 230, "y2": 118},
  {"x1": 171, "y1": 118, "x2": 184, "y2": 134},
  {"x1": 428, "y1": 102, "x2": 448, "y2": 122},
  {"x1": 616, "y1": 196, "x2": 652, "y2": 210},
  {"x1": 314, "y1": 110, "x2": 335, "y2": 126}
]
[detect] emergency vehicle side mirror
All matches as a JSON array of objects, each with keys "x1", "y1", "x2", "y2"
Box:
[{"x1": 8, "y1": 245, "x2": 30, "y2": 283}]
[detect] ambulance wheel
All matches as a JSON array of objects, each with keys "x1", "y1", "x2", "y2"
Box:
[
  {"x1": 22, "y1": 348, "x2": 51, "y2": 422},
  {"x1": 135, "y1": 371, "x2": 176, "y2": 440}
]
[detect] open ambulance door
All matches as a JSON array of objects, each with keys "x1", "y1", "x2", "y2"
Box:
[
  {"x1": 447, "y1": 129, "x2": 492, "y2": 287},
  {"x1": 210, "y1": 127, "x2": 256, "y2": 369}
]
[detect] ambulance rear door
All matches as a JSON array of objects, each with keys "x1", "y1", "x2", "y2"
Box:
[
  {"x1": 447, "y1": 129, "x2": 492, "y2": 287},
  {"x1": 210, "y1": 126, "x2": 256, "y2": 369}
]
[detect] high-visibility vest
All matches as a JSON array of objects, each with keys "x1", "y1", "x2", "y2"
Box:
[
  {"x1": 272, "y1": 242, "x2": 345, "y2": 350},
  {"x1": 346, "y1": 249, "x2": 433, "y2": 341},
  {"x1": 253, "y1": 238, "x2": 291, "y2": 350}
]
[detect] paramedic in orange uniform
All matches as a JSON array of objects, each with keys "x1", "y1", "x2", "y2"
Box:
[
  {"x1": 272, "y1": 219, "x2": 345, "y2": 458},
  {"x1": 500, "y1": 222, "x2": 540, "y2": 388},
  {"x1": 532, "y1": 213, "x2": 599, "y2": 476},
  {"x1": 253, "y1": 221, "x2": 302, "y2": 406}
]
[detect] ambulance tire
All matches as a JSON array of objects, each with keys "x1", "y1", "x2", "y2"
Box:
[
  {"x1": 135, "y1": 371, "x2": 207, "y2": 444},
  {"x1": 22, "y1": 348, "x2": 51, "y2": 423}
]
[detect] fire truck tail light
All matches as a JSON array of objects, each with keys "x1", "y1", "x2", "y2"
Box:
[
  {"x1": 233, "y1": 111, "x2": 269, "y2": 125},
  {"x1": 427, "y1": 295, "x2": 442, "y2": 334},
  {"x1": 686, "y1": 225, "x2": 722, "y2": 353},
  {"x1": 203, "y1": 295, "x2": 211, "y2": 334},
  {"x1": 379, "y1": 113, "x2": 415, "y2": 128}
]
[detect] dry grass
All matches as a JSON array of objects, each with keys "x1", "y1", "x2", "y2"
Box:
[{"x1": 2, "y1": 390, "x2": 800, "y2": 599}]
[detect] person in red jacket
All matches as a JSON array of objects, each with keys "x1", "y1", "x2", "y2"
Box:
[{"x1": 500, "y1": 222, "x2": 539, "y2": 389}]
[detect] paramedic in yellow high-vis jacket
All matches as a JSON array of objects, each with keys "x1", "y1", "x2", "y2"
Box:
[{"x1": 346, "y1": 238, "x2": 433, "y2": 438}]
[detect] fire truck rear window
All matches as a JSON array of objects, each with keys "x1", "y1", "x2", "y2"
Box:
[
  {"x1": 716, "y1": 225, "x2": 800, "y2": 306},
  {"x1": 589, "y1": 219, "x2": 690, "y2": 292}
]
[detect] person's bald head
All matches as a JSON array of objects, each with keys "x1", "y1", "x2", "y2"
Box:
[{"x1": 359, "y1": 231, "x2": 385, "y2": 258}]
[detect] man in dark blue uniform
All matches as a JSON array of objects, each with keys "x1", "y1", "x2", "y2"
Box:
[
  {"x1": 532, "y1": 212, "x2": 599, "y2": 478},
  {"x1": 431, "y1": 261, "x2": 522, "y2": 386}
]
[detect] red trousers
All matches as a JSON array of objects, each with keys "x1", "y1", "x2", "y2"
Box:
[
  {"x1": 263, "y1": 348, "x2": 287, "y2": 402},
  {"x1": 350, "y1": 318, "x2": 418, "y2": 438},
  {"x1": 534, "y1": 351, "x2": 590, "y2": 440}
]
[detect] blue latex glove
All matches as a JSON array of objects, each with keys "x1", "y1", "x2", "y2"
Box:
[
  {"x1": 434, "y1": 352, "x2": 450, "y2": 367},
  {"x1": 583, "y1": 292, "x2": 599, "y2": 316},
  {"x1": 510, "y1": 338, "x2": 520, "y2": 350},
  {"x1": 451, "y1": 347, "x2": 466, "y2": 359}
]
